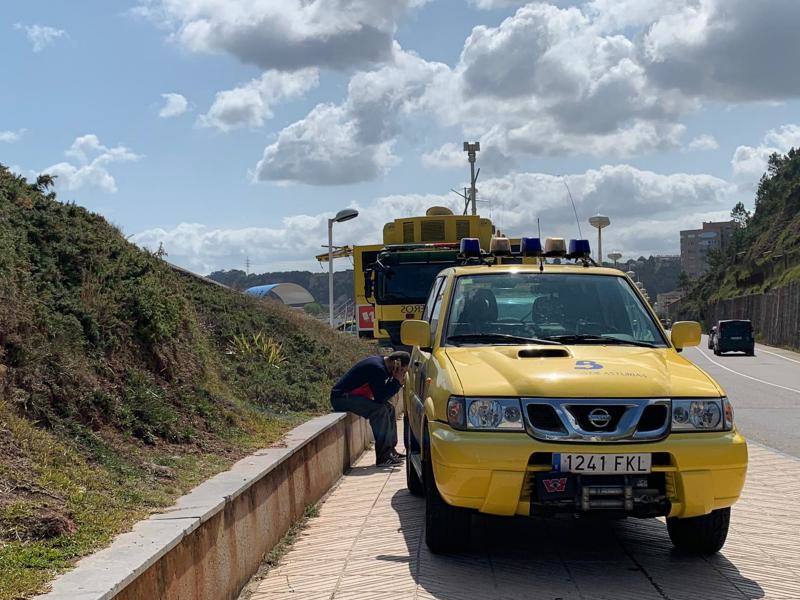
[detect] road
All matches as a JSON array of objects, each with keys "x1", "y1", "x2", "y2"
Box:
[{"x1": 684, "y1": 337, "x2": 800, "y2": 458}]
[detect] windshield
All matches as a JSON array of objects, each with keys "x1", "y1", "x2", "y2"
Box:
[
  {"x1": 444, "y1": 273, "x2": 667, "y2": 346},
  {"x1": 720, "y1": 321, "x2": 752, "y2": 336},
  {"x1": 377, "y1": 262, "x2": 456, "y2": 304}
]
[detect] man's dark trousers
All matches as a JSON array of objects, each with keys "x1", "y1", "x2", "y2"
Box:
[{"x1": 331, "y1": 394, "x2": 394, "y2": 459}]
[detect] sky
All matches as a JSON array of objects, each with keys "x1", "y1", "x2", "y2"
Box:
[{"x1": 4, "y1": 0, "x2": 800, "y2": 274}]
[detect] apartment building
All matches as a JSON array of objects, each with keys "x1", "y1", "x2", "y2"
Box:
[{"x1": 680, "y1": 220, "x2": 737, "y2": 278}]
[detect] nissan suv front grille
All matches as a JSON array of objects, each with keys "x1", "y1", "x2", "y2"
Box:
[{"x1": 522, "y1": 398, "x2": 671, "y2": 442}]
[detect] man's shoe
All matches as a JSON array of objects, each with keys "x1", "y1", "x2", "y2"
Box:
[
  {"x1": 390, "y1": 449, "x2": 406, "y2": 459},
  {"x1": 376, "y1": 455, "x2": 402, "y2": 467}
]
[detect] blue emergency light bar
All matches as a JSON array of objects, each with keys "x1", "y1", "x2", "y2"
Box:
[
  {"x1": 567, "y1": 239, "x2": 591, "y2": 259},
  {"x1": 520, "y1": 237, "x2": 543, "y2": 257},
  {"x1": 460, "y1": 237, "x2": 481, "y2": 257}
]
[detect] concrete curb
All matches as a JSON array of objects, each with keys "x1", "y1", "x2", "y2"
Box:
[{"x1": 38, "y1": 411, "x2": 374, "y2": 600}]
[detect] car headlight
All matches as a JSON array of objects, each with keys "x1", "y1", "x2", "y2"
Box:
[
  {"x1": 672, "y1": 398, "x2": 733, "y2": 432},
  {"x1": 447, "y1": 397, "x2": 524, "y2": 431}
]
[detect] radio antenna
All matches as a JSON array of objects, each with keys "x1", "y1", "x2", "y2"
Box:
[{"x1": 563, "y1": 179, "x2": 583, "y2": 238}]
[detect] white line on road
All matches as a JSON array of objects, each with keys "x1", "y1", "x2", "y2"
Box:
[
  {"x1": 755, "y1": 345, "x2": 800, "y2": 365},
  {"x1": 694, "y1": 347, "x2": 800, "y2": 395}
]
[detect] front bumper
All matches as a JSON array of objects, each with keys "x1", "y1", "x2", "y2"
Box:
[{"x1": 428, "y1": 421, "x2": 748, "y2": 518}]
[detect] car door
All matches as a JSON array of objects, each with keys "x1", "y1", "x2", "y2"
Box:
[{"x1": 408, "y1": 276, "x2": 445, "y2": 438}]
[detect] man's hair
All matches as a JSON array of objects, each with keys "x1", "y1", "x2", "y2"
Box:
[{"x1": 387, "y1": 350, "x2": 411, "y2": 366}]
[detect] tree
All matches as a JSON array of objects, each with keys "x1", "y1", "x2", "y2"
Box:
[
  {"x1": 677, "y1": 271, "x2": 690, "y2": 291},
  {"x1": 303, "y1": 302, "x2": 324, "y2": 316},
  {"x1": 730, "y1": 201, "x2": 751, "y2": 228}
]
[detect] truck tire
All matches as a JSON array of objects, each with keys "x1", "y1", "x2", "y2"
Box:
[
  {"x1": 667, "y1": 507, "x2": 730, "y2": 554},
  {"x1": 423, "y1": 447, "x2": 471, "y2": 554},
  {"x1": 404, "y1": 416, "x2": 424, "y2": 497}
]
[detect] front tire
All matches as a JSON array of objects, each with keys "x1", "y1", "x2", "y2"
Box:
[
  {"x1": 667, "y1": 507, "x2": 730, "y2": 554},
  {"x1": 404, "y1": 417, "x2": 423, "y2": 497},
  {"x1": 423, "y1": 446, "x2": 471, "y2": 554}
]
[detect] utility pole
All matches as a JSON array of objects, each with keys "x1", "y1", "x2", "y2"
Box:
[
  {"x1": 327, "y1": 208, "x2": 359, "y2": 328},
  {"x1": 463, "y1": 142, "x2": 480, "y2": 216},
  {"x1": 245, "y1": 256, "x2": 251, "y2": 275}
]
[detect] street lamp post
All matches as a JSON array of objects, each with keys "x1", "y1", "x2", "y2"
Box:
[
  {"x1": 328, "y1": 208, "x2": 359, "y2": 328},
  {"x1": 588, "y1": 214, "x2": 610, "y2": 264}
]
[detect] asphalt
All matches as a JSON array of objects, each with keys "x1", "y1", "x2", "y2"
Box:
[{"x1": 684, "y1": 336, "x2": 800, "y2": 458}]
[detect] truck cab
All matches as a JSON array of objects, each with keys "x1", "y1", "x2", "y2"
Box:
[{"x1": 400, "y1": 238, "x2": 747, "y2": 555}]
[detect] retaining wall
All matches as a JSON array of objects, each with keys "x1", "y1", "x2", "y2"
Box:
[
  {"x1": 671, "y1": 281, "x2": 800, "y2": 349},
  {"x1": 38, "y1": 411, "x2": 375, "y2": 600}
]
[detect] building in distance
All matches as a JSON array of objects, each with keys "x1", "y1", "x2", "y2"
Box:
[{"x1": 680, "y1": 221, "x2": 737, "y2": 279}]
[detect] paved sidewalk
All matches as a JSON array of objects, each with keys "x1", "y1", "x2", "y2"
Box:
[{"x1": 249, "y1": 442, "x2": 800, "y2": 600}]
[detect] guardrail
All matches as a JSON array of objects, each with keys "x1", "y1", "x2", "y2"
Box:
[{"x1": 38, "y1": 412, "x2": 375, "y2": 600}]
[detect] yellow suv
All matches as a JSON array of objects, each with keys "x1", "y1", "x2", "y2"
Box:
[{"x1": 401, "y1": 257, "x2": 747, "y2": 555}]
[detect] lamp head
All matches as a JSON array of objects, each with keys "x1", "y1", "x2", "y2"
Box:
[{"x1": 333, "y1": 208, "x2": 359, "y2": 223}]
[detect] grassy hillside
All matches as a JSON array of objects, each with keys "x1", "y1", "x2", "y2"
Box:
[
  {"x1": 0, "y1": 165, "x2": 373, "y2": 599},
  {"x1": 680, "y1": 149, "x2": 800, "y2": 319}
]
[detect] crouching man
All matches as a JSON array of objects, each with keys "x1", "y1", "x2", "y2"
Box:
[{"x1": 330, "y1": 351, "x2": 410, "y2": 466}]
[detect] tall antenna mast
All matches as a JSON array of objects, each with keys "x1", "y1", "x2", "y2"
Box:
[
  {"x1": 463, "y1": 142, "x2": 480, "y2": 216},
  {"x1": 562, "y1": 179, "x2": 583, "y2": 238}
]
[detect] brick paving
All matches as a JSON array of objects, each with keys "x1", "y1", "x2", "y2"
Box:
[{"x1": 249, "y1": 442, "x2": 800, "y2": 600}]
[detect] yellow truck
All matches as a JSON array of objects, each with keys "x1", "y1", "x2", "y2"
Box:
[
  {"x1": 365, "y1": 207, "x2": 495, "y2": 346},
  {"x1": 400, "y1": 237, "x2": 747, "y2": 554}
]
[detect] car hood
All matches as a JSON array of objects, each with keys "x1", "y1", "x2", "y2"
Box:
[{"x1": 444, "y1": 345, "x2": 721, "y2": 398}]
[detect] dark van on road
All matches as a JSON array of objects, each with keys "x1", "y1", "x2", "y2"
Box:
[{"x1": 713, "y1": 320, "x2": 755, "y2": 356}]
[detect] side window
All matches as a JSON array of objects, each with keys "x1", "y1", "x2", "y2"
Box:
[
  {"x1": 422, "y1": 277, "x2": 444, "y2": 322},
  {"x1": 428, "y1": 278, "x2": 448, "y2": 344}
]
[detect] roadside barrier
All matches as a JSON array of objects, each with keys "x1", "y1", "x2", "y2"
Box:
[{"x1": 38, "y1": 411, "x2": 376, "y2": 600}]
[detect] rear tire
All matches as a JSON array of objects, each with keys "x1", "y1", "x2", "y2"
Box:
[
  {"x1": 404, "y1": 417, "x2": 423, "y2": 497},
  {"x1": 423, "y1": 445, "x2": 471, "y2": 554},
  {"x1": 667, "y1": 507, "x2": 730, "y2": 554}
]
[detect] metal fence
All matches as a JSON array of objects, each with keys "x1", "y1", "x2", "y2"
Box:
[{"x1": 671, "y1": 281, "x2": 800, "y2": 350}]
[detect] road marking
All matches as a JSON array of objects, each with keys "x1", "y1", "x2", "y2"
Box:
[
  {"x1": 694, "y1": 347, "x2": 800, "y2": 395},
  {"x1": 755, "y1": 345, "x2": 800, "y2": 365}
]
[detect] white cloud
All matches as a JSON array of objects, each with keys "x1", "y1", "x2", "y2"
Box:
[
  {"x1": 731, "y1": 124, "x2": 800, "y2": 186},
  {"x1": 420, "y1": 143, "x2": 465, "y2": 169},
  {"x1": 42, "y1": 134, "x2": 142, "y2": 193},
  {"x1": 135, "y1": 0, "x2": 424, "y2": 71},
  {"x1": 255, "y1": 46, "x2": 448, "y2": 185},
  {"x1": 641, "y1": 0, "x2": 800, "y2": 101},
  {"x1": 0, "y1": 129, "x2": 25, "y2": 143},
  {"x1": 468, "y1": 0, "x2": 527, "y2": 8},
  {"x1": 14, "y1": 23, "x2": 67, "y2": 52},
  {"x1": 199, "y1": 69, "x2": 318, "y2": 132},
  {"x1": 158, "y1": 93, "x2": 189, "y2": 118},
  {"x1": 687, "y1": 134, "x2": 719, "y2": 151},
  {"x1": 137, "y1": 163, "x2": 735, "y2": 272}
]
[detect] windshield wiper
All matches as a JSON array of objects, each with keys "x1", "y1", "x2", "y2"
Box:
[
  {"x1": 542, "y1": 334, "x2": 658, "y2": 348},
  {"x1": 447, "y1": 333, "x2": 563, "y2": 346}
]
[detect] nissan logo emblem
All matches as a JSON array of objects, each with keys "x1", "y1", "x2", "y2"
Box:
[{"x1": 588, "y1": 408, "x2": 612, "y2": 428}]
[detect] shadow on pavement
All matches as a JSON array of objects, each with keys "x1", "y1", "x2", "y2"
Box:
[{"x1": 389, "y1": 490, "x2": 764, "y2": 600}]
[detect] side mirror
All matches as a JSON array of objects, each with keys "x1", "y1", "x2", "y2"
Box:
[
  {"x1": 401, "y1": 320, "x2": 431, "y2": 349},
  {"x1": 671, "y1": 321, "x2": 701, "y2": 350}
]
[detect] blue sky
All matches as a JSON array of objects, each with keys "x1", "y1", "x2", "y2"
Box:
[{"x1": 4, "y1": 0, "x2": 800, "y2": 273}]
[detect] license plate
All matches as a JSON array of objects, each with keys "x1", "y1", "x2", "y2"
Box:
[
  {"x1": 730, "y1": 336, "x2": 742, "y2": 340},
  {"x1": 556, "y1": 453, "x2": 651, "y2": 474}
]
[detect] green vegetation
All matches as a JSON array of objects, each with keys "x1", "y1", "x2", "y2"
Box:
[
  {"x1": 680, "y1": 149, "x2": 800, "y2": 318},
  {"x1": 0, "y1": 165, "x2": 373, "y2": 599}
]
